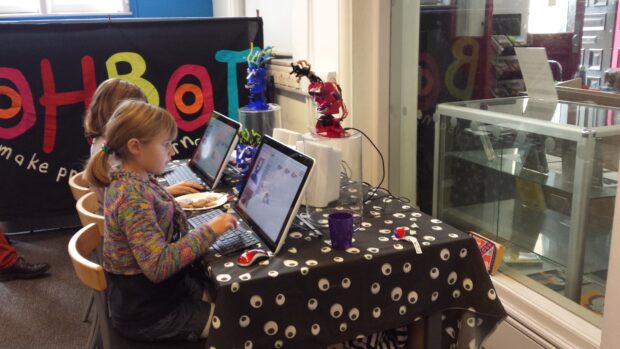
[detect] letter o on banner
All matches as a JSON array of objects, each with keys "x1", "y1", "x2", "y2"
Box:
[
  {"x1": 174, "y1": 83, "x2": 203, "y2": 114},
  {"x1": 166, "y1": 64, "x2": 214, "y2": 132},
  {"x1": 0, "y1": 68, "x2": 36, "y2": 139},
  {"x1": 0, "y1": 86, "x2": 22, "y2": 119}
]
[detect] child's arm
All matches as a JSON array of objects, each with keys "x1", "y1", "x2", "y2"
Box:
[{"x1": 117, "y1": 188, "x2": 216, "y2": 283}]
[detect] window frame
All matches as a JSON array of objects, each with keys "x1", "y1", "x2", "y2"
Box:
[{"x1": 0, "y1": 0, "x2": 131, "y2": 18}]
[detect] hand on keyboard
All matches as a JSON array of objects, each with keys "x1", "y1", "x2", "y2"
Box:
[
  {"x1": 204, "y1": 213, "x2": 238, "y2": 237},
  {"x1": 166, "y1": 180, "x2": 204, "y2": 196}
]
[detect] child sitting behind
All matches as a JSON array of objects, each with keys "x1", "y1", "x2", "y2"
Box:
[{"x1": 84, "y1": 78, "x2": 203, "y2": 204}]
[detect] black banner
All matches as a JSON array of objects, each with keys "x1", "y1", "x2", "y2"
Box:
[{"x1": 0, "y1": 18, "x2": 262, "y2": 222}]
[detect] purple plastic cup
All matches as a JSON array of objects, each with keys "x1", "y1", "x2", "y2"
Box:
[{"x1": 328, "y1": 212, "x2": 354, "y2": 250}]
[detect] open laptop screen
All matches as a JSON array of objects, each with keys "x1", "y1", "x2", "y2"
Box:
[
  {"x1": 236, "y1": 137, "x2": 313, "y2": 249},
  {"x1": 191, "y1": 112, "x2": 240, "y2": 187}
]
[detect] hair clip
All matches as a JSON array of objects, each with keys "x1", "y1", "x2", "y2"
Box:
[{"x1": 101, "y1": 143, "x2": 110, "y2": 153}]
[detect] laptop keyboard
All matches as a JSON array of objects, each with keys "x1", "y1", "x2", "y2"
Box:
[
  {"x1": 188, "y1": 210, "x2": 260, "y2": 255},
  {"x1": 164, "y1": 165, "x2": 204, "y2": 186}
]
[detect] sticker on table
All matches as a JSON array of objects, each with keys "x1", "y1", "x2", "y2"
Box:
[
  {"x1": 216, "y1": 274, "x2": 231, "y2": 282},
  {"x1": 349, "y1": 308, "x2": 360, "y2": 321},
  {"x1": 407, "y1": 290, "x2": 418, "y2": 304},
  {"x1": 308, "y1": 298, "x2": 318, "y2": 310},
  {"x1": 318, "y1": 278, "x2": 330, "y2": 291},
  {"x1": 263, "y1": 321, "x2": 278, "y2": 336},
  {"x1": 311, "y1": 324, "x2": 320, "y2": 335},
  {"x1": 283, "y1": 260, "x2": 298, "y2": 267},
  {"x1": 239, "y1": 315, "x2": 250, "y2": 327},
  {"x1": 447, "y1": 271, "x2": 457, "y2": 285},
  {"x1": 463, "y1": 278, "x2": 473, "y2": 291},
  {"x1": 370, "y1": 282, "x2": 381, "y2": 294},
  {"x1": 285, "y1": 325, "x2": 297, "y2": 339},
  {"x1": 367, "y1": 247, "x2": 380, "y2": 253},
  {"x1": 460, "y1": 248, "x2": 468, "y2": 258},
  {"x1": 250, "y1": 295, "x2": 263, "y2": 308},
  {"x1": 346, "y1": 247, "x2": 360, "y2": 254},
  {"x1": 391, "y1": 287, "x2": 403, "y2": 301},
  {"x1": 330, "y1": 303, "x2": 344, "y2": 318},
  {"x1": 403, "y1": 262, "x2": 412, "y2": 273}
]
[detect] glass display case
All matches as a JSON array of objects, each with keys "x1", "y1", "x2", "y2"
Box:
[{"x1": 434, "y1": 97, "x2": 620, "y2": 318}]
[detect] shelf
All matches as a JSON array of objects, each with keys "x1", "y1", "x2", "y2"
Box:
[
  {"x1": 445, "y1": 148, "x2": 617, "y2": 199},
  {"x1": 441, "y1": 199, "x2": 611, "y2": 273}
]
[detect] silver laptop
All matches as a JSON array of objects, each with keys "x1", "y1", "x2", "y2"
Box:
[
  {"x1": 188, "y1": 136, "x2": 315, "y2": 255},
  {"x1": 163, "y1": 111, "x2": 241, "y2": 190}
]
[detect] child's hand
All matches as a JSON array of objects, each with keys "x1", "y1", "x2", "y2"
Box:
[
  {"x1": 206, "y1": 213, "x2": 237, "y2": 236},
  {"x1": 166, "y1": 181, "x2": 204, "y2": 196}
]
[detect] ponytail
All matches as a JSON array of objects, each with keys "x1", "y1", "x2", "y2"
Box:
[{"x1": 84, "y1": 150, "x2": 111, "y2": 188}]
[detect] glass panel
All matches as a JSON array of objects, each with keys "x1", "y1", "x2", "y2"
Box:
[
  {"x1": 0, "y1": 0, "x2": 39, "y2": 14},
  {"x1": 48, "y1": 0, "x2": 128, "y2": 14},
  {"x1": 434, "y1": 99, "x2": 620, "y2": 324},
  {"x1": 390, "y1": 0, "x2": 620, "y2": 326}
]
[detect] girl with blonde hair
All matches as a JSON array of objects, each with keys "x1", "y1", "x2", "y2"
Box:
[{"x1": 85, "y1": 100, "x2": 236, "y2": 342}]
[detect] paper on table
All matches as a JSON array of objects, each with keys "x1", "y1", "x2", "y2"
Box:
[{"x1": 515, "y1": 47, "x2": 558, "y2": 102}]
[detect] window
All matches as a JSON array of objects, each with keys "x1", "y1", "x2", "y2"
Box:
[{"x1": 0, "y1": 0, "x2": 130, "y2": 17}]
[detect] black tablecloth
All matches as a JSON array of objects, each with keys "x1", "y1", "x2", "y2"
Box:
[{"x1": 201, "y1": 194, "x2": 506, "y2": 349}]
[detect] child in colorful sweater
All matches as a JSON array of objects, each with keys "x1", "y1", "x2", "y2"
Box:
[{"x1": 84, "y1": 99, "x2": 236, "y2": 342}]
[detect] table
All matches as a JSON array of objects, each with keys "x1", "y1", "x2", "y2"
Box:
[{"x1": 201, "y1": 190, "x2": 507, "y2": 349}]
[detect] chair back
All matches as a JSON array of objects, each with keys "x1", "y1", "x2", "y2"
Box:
[
  {"x1": 76, "y1": 192, "x2": 104, "y2": 236},
  {"x1": 68, "y1": 223, "x2": 106, "y2": 292},
  {"x1": 69, "y1": 171, "x2": 90, "y2": 201}
]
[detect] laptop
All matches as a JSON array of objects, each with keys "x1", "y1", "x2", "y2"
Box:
[
  {"x1": 163, "y1": 111, "x2": 241, "y2": 190},
  {"x1": 188, "y1": 135, "x2": 315, "y2": 255}
]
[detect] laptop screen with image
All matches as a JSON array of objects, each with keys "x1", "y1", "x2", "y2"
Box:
[
  {"x1": 191, "y1": 112, "x2": 239, "y2": 186},
  {"x1": 236, "y1": 139, "x2": 312, "y2": 246}
]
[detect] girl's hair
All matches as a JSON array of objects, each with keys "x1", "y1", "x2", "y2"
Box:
[
  {"x1": 83, "y1": 78, "x2": 147, "y2": 139},
  {"x1": 84, "y1": 100, "x2": 178, "y2": 187}
]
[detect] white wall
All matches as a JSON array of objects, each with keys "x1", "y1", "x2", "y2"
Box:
[
  {"x1": 226, "y1": 0, "x2": 386, "y2": 185},
  {"x1": 244, "y1": 0, "x2": 294, "y2": 53}
]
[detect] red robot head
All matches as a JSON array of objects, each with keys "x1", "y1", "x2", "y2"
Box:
[{"x1": 308, "y1": 81, "x2": 344, "y2": 115}]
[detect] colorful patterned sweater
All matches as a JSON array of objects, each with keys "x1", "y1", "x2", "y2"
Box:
[{"x1": 103, "y1": 170, "x2": 215, "y2": 283}]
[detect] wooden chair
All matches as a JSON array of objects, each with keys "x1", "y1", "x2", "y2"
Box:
[
  {"x1": 75, "y1": 191, "x2": 103, "y2": 326},
  {"x1": 68, "y1": 223, "x2": 206, "y2": 349},
  {"x1": 69, "y1": 171, "x2": 90, "y2": 201},
  {"x1": 76, "y1": 192, "x2": 104, "y2": 236}
]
